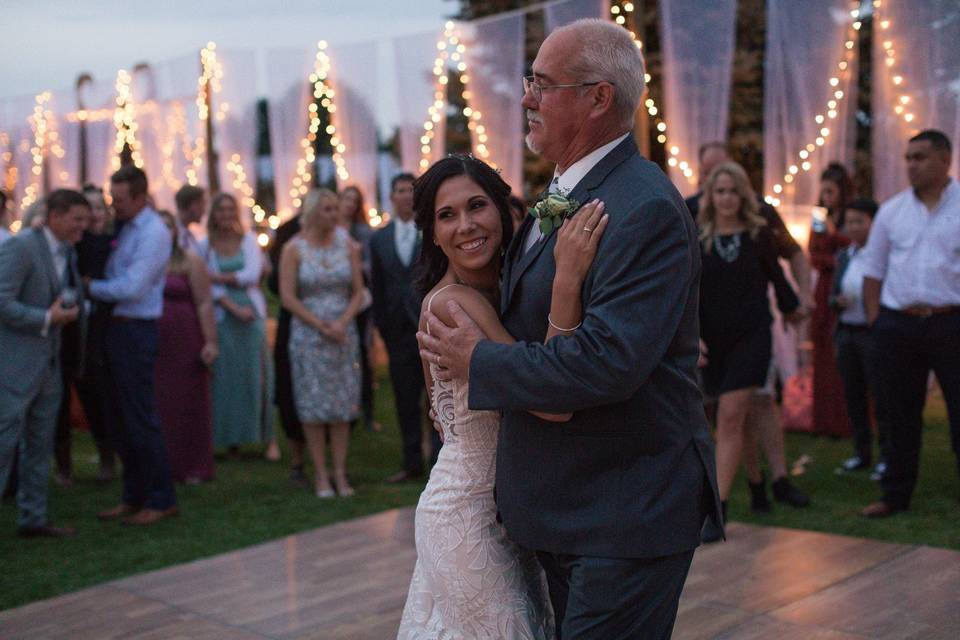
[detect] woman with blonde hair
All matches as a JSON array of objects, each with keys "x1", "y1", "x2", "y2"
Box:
[
  {"x1": 155, "y1": 210, "x2": 218, "y2": 482},
  {"x1": 281, "y1": 188, "x2": 364, "y2": 497},
  {"x1": 697, "y1": 162, "x2": 800, "y2": 539},
  {"x1": 200, "y1": 193, "x2": 273, "y2": 457}
]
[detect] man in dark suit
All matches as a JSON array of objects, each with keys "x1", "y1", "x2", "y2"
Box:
[
  {"x1": 419, "y1": 19, "x2": 721, "y2": 638},
  {"x1": 370, "y1": 173, "x2": 439, "y2": 482},
  {"x1": 0, "y1": 189, "x2": 89, "y2": 538},
  {"x1": 267, "y1": 211, "x2": 307, "y2": 485}
]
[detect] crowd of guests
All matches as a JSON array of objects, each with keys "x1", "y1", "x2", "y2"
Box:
[{"x1": 0, "y1": 127, "x2": 956, "y2": 539}]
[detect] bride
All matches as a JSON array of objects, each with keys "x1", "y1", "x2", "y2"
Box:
[{"x1": 397, "y1": 155, "x2": 608, "y2": 639}]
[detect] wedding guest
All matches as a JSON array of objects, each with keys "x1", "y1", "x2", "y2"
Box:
[
  {"x1": 861, "y1": 130, "x2": 960, "y2": 518},
  {"x1": 0, "y1": 189, "x2": 88, "y2": 538},
  {"x1": 73, "y1": 184, "x2": 117, "y2": 481},
  {"x1": 338, "y1": 185, "x2": 376, "y2": 432},
  {"x1": 173, "y1": 185, "x2": 205, "y2": 255},
  {"x1": 371, "y1": 173, "x2": 440, "y2": 482},
  {"x1": 830, "y1": 198, "x2": 889, "y2": 475},
  {"x1": 267, "y1": 209, "x2": 307, "y2": 484},
  {"x1": 697, "y1": 162, "x2": 800, "y2": 541},
  {"x1": 687, "y1": 142, "x2": 811, "y2": 514},
  {"x1": 90, "y1": 165, "x2": 178, "y2": 526},
  {"x1": 156, "y1": 210, "x2": 218, "y2": 483},
  {"x1": 280, "y1": 188, "x2": 364, "y2": 497},
  {"x1": 810, "y1": 163, "x2": 853, "y2": 438},
  {"x1": 201, "y1": 193, "x2": 272, "y2": 456},
  {"x1": 20, "y1": 199, "x2": 47, "y2": 230}
]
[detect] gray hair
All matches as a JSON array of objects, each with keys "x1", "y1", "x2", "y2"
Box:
[{"x1": 554, "y1": 19, "x2": 646, "y2": 128}]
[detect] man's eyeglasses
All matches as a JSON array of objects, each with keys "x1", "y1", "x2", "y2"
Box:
[{"x1": 522, "y1": 76, "x2": 610, "y2": 102}]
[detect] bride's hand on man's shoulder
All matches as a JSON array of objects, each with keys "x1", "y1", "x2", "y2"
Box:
[{"x1": 553, "y1": 199, "x2": 610, "y2": 285}]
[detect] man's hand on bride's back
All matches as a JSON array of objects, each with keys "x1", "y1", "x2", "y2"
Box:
[{"x1": 553, "y1": 200, "x2": 610, "y2": 285}]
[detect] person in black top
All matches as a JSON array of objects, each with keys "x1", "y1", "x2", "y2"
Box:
[
  {"x1": 687, "y1": 143, "x2": 811, "y2": 518},
  {"x1": 267, "y1": 211, "x2": 307, "y2": 486},
  {"x1": 697, "y1": 162, "x2": 800, "y2": 538}
]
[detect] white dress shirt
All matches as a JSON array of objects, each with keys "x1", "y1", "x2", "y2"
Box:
[
  {"x1": 838, "y1": 245, "x2": 868, "y2": 326},
  {"x1": 523, "y1": 133, "x2": 631, "y2": 254},
  {"x1": 394, "y1": 217, "x2": 418, "y2": 267},
  {"x1": 859, "y1": 178, "x2": 960, "y2": 309},
  {"x1": 41, "y1": 227, "x2": 69, "y2": 336}
]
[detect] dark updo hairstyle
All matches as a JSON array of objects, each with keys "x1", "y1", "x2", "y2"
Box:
[
  {"x1": 413, "y1": 155, "x2": 515, "y2": 294},
  {"x1": 818, "y1": 162, "x2": 853, "y2": 229}
]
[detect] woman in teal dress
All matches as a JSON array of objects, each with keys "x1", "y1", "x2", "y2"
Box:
[{"x1": 201, "y1": 193, "x2": 273, "y2": 455}]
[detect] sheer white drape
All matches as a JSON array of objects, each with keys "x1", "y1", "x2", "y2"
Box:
[
  {"x1": 462, "y1": 13, "x2": 525, "y2": 194},
  {"x1": 872, "y1": 1, "x2": 960, "y2": 201},
  {"x1": 660, "y1": 0, "x2": 737, "y2": 196},
  {"x1": 764, "y1": 0, "x2": 858, "y2": 209},
  {"x1": 78, "y1": 76, "x2": 118, "y2": 191},
  {"x1": 1, "y1": 94, "x2": 37, "y2": 217},
  {"x1": 393, "y1": 29, "x2": 446, "y2": 175},
  {"x1": 215, "y1": 48, "x2": 259, "y2": 208},
  {"x1": 266, "y1": 47, "x2": 314, "y2": 220},
  {"x1": 48, "y1": 89, "x2": 80, "y2": 189},
  {"x1": 329, "y1": 40, "x2": 380, "y2": 208},
  {"x1": 544, "y1": 0, "x2": 609, "y2": 34}
]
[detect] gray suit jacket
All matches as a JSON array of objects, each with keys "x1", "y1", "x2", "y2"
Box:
[
  {"x1": 470, "y1": 137, "x2": 722, "y2": 558},
  {"x1": 0, "y1": 229, "x2": 79, "y2": 397}
]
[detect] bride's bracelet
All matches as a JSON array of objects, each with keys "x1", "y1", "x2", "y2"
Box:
[{"x1": 547, "y1": 313, "x2": 581, "y2": 333}]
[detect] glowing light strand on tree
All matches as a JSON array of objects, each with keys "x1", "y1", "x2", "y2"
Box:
[
  {"x1": 420, "y1": 22, "x2": 495, "y2": 172},
  {"x1": 610, "y1": 2, "x2": 696, "y2": 185},
  {"x1": 112, "y1": 70, "x2": 145, "y2": 171},
  {"x1": 20, "y1": 92, "x2": 69, "y2": 208},
  {"x1": 873, "y1": 1, "x2": 919, "y2": 131},
  {"x1": 764, "y1": 2, "x2": 860, "y2": 207}
]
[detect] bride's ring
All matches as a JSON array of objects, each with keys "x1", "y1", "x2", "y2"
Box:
[
  {"x1": 583, "y1": 227, "x2": 593, "y2": 233},
  {"x1": 435, "y1": 354, "x2": 443, "y2": 367}
]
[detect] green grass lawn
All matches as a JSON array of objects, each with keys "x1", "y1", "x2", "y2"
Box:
[{"x1": 2, "y1": 377, "x2": 958, "y2": 611}]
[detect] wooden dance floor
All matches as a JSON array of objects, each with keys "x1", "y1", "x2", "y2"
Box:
[{"x1": 3, "y1": 508, "x2": 959, "y2": 639}]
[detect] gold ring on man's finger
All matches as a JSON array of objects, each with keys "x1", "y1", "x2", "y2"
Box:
[{"x1": 583, "y1": 227, "x2": 593, "y2": 233}]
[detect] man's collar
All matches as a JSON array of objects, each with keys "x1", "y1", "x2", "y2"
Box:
[
  {"x1": 42, "y1": 226, "x2": 65, "y2": 252},
  {"x1": 553, "y1": 132, "x2": 631, "y2": 194}
]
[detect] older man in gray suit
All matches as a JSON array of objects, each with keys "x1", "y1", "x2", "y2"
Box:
[
  {"x1": 0, "y1": 189, "x2": 89, "y2": 538},
  {"x1": 420, "y1": 19, "x2": 721, "y2": 639}
]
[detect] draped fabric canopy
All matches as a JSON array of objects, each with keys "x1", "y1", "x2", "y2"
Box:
[
  {"x1": 329, "y1": 41, "x2": 380, "y2": 209},
  {"x1": 215, "y1": 48, "x2": 260, "y2": 213},
  {"x1": 764, "y1": 0, "x2": 858, "y2": 213},
  {"x1": 462, "y1": 13, "x2": 525, "y2": 195},
  {"x1": 77, "y1": 75, "x2": 120, "y2": 192},
  {"x1": 393, "y1": 29, "x2": 447, "y2": 176},
  {"x1": 660, "y1": 0, "x2": 737, "y2": 196},
  {"x1": 266, "y1": 46, "x2": 314, "y2": 219},
  {"x1": 872, "y1": 0, "x2": 960, "y2": 201},
  {"x1": 544, "y1": 0, "x2": 609, "y2": 35}
]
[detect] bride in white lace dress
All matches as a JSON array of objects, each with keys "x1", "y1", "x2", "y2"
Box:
[{"x1": 397, "y1": 156, "x2": 609, "y2": 639}]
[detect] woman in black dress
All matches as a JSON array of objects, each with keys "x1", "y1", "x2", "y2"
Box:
[{"x1": 697, "y1": 162, "x2": 799, "y2": 528}]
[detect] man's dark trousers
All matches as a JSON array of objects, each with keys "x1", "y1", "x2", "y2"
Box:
[
  {"x1": 834, "y1": 323, "x2": 889, "y2": 464},
  {"x1": 104, "y1": 319, "x2": 176, "y2": 510}
]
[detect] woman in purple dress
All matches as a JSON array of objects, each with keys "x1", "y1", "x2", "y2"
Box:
[{"x1": 155, "y1": 211, "x2": 219, "y2": 483}]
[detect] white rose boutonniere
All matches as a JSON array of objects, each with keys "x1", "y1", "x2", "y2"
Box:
[{"x1": 528, "y1": 190, "x2": 581, "y2": 235}]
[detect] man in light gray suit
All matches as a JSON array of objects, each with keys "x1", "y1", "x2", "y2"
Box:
[
  {"x1": 0, "y1": 189, "x2": 89, "y2": 538},
  {"x1": 419, "y1": 19, "x2": 721, "y2": 638}
]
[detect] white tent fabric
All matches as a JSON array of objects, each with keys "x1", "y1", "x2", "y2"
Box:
[
  {"x1": 266, "y1": 46, "x2": 314, "y2": 220},
  {"x1": 544, "y1": 0, "x2": 609, "y2": 35},
  {"x1": 329, "y1": 40, "x2": 381, "y2": 209},
  {"x1": 462, "y1": 12, "x2": 525, "y2": 195},
  {"x1": 764, "y1": 0, "x2": 858, "y2": 211},
  {"x1": 47, "y1": 89, "x2": 81, "y2": 190},
  {"x1": 215, "y1": 48, "x2": 260, "y2": 209},
  {"x1": 1, "y1": 94, "x2": 39, "y2": 218},
  {"x1": 392, "y1": 29, "x2": 446, "y2": 175},
  {"x1": 77, "y1": 75, "x2": 119, "y2": 191},
  {"x1": 660, "y1": 0, "x2": 737, "y2": 196},
  {"x1": 872, "y1": 0, "x2": 960, "y2": 201}
]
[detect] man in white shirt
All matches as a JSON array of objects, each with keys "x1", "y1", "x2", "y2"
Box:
[
  {"x1": 860, "y1": 129, "x2": 960, "y2": 517},
  {"x1": 830, "y1": 198, "x2": 889, "y2": 477}
]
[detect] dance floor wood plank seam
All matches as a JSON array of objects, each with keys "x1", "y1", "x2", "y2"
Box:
[{"x1": 3, "y1": 509, "x2": 959, "y2": 639}]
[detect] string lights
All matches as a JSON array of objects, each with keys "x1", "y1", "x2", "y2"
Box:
[
  {"x1": 20, "y1": 92, "x2": 69, "y2": 209},
  {"x1": 420, "y1": 21, "x2": 494, "y2": 171},
  {"x1": 764, "y1": 1, "x2": 860, "y2": 207},
  {"x1": 112, "y1": 70, "x2": 145, "y2": 170},
  {"x1": 873, "y1": 1, "x2": 918, "y2": 131},
  {"x1": 610, "y1": 2, "x2": 696, "y2": 185}
]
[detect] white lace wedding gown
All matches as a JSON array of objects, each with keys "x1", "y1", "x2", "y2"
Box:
[{"x1": 397, "y1": 286, "x2": 554, "y2": 640}]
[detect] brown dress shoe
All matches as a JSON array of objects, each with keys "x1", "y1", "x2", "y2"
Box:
[
  {"x1": 18, "y1": 523, "x2": 76, "y2": 538},
  {"x1": 861, "y1": 501, "x2": 902, "y2": 518},
  {"x1": 97, "y1": 504, "x2": 139, "y2": 521},
  {"x1": 122, "y1": 506, "x2": 179, "y2": 526}
]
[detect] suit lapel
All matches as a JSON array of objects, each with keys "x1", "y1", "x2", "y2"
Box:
[
  {"x1": 504, "y1": 137, "x2": 638, "y2": 311},
  {"x1": 33, "y1": 229, "x2": 61, "y2": 299}
]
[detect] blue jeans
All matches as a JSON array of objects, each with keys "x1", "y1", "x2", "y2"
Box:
[{"x1": 104, "y1": 319, "x2": 176, "y2": 510}]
